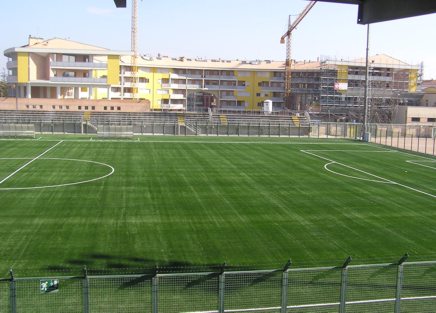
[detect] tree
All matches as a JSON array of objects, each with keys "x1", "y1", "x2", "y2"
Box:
[{"x1": 0, "y1": 68, "x2": 7, "y2": 97}]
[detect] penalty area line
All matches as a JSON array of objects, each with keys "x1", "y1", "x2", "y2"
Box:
[
  {"x1": 0, "y1": 140, "x2": 63, "y2": 185},
  {"x1": 301, "y1": 149, "x2": 436, "y2": 199}
]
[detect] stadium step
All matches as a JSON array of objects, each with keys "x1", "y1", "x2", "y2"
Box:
[
  {"x1": 178, "y1": 115, "x2": 186, "y2": 126},
  {"x1": 291, "y1": 115, "x2": 301, "y2": 127},
  {"x1": 219, "y1": 115, "x2": 228, "y2": 126}
]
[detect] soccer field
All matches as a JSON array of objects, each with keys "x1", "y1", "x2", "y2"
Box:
[{"x1": 0, "y1": 136, "x2": 435, "y2": 275}]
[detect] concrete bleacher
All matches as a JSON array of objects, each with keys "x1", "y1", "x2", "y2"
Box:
[{"x1": 0, "y1": 110, "x2": 308, "y2": 128}]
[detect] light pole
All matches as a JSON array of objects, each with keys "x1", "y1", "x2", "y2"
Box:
[{"x1": 362, "y1": 24, "x2": 370, "y2": 141}]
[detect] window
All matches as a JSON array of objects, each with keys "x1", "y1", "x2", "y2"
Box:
[
  {"x1": 52, "y1": 105, "x2": 55, "y2": 109},
  {"x1": 110, "y1": 106, "x2": 114, "y2": 110},
  {"x1": 85, "y1": 106, "x2": 88, "y2": 110},
  {"x1": 78, "y1": 106, "x2": 82, "y2": 110},
  {"x1": 62, "y1": 71, "x2": 75, "y2": 77},
  {"x1": 117, "y1": 106, "x2": 121, "y2": 111},
  {"x1": 91, "y1": 106, "x2": 95, "y2": 110},
  {"x1": 26, "y1": 105, "x2": 29, "y2": 109},
  {"x1": 104, "y1": 106, "x2": 107, "y2": 111},
  {"x1": 59, "y1": 106, "x2": 63, "y2": 109},
  {"x1": 66, "y1": 106, "x2": 69, "y2": 110},
  {"x1": 411, "y1": 117, "x2": 420, "y2": 122},
  {"x1": 427, "y1": 118, "x2": 436, "y2": 123},
  {"x1": 39, "y1": 105, "x2": 43, "y2": 109}
]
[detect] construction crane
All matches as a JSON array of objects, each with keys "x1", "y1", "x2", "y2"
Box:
[
  {"x1": 280, "y1": 1, "x2": 316, "y2": 110},
  {"x1": 113, "y1": 0, "x2": 139, "y2": 100}
]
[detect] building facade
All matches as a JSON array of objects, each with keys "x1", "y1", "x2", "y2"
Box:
[
  {"x1": 290, "y1": 55, "x2": 421, "y2": 112},
  {"x1": 4, "y1": 37, "x2": 421, "y2": 114}
]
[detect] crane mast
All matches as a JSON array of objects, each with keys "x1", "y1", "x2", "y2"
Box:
[{"x1": 280, "y1": 1, "x2": 316, "y2": 110}]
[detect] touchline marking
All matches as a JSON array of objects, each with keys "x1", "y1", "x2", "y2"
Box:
[
  {"x1": 301, "y1": 149, "x2": 436, "y2": 199},
  {"x1": 406, "y1": 160, "x2": 436, "y2": 171},
  {"x1": 0, "y1": 140, "x2": 63, "y2": 185}
]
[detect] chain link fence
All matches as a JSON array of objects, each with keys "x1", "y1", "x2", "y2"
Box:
[
  {"x1": 0, "y1": 119, "x2": 364, "y2": 140},
  {"x1": 1, "y1": 260, "x2": 436, "y2": 313},
  {"x1": 368, "y1": 124, "x2": 436, "y2": 156}
]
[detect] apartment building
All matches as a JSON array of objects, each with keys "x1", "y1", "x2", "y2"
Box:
[
  {"x1": 4, "y1": 37, "x2": 285, "y2": 112},
  {"x1": 4, "y1": 37, "x2": 420, "y2": 114}
]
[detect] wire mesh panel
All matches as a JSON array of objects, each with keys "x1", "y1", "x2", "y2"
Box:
[
  {"x1": 224, "y1": 270, "x2": 282, "y2": 312},
  {"x1": 89, "y1": 275, "x2": 151, "y2": 313},
  {"x1": 401, "y1": 262, "x2": 436, "y2": 312},
  {"x1": 287, "y1": 267, "x2": 341, "y2": 312},
  {"x1": 157, "y1": 273, "x2": 219, "y2": 313},
  {"x1": 346, "y1": 264, "x2": 397, "y2": 312},
  {"x1": 0, "y1": 280, "x2": 9, "y2": 312},
  {"x1": 346, "y1": 301, "x2": 394, "y2": 313},
  {"x1": 15, "y1": 277, "x2": 83, "y2": 313}
]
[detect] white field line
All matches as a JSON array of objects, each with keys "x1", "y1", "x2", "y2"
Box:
[
  {"x1": 0, "y1": 140, "x2": 63, "y2": 185},
  {"x1": 301, "y1": 149, "x2": 436, "y2": 199},
  {"x1": 0, "y1": 157, "x2": 114, "y2": 191},
  {"x1": 324, "y1": 162, "x2": 392, "y2": 184},
  {"x1": 0, "y1": 138, "x2": 363, "y2": 145},
  {"x1": 406, "y1": 160, "x2": 436, "y2": 171}
]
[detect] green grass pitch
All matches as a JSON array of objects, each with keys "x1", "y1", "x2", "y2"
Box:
[{"x1": 0, "y1": 136, "x2": 435, "y2": 275}]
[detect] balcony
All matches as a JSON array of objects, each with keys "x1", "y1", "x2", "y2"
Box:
[
  {"x1": 270, "y1": 97, "x2": 285, "y2": 102},
  {"x1": 50, "y1": 77, "x2": 107, "y2": 84},
  {"x1": 186, "y1": 84, "x2": 203, "y2": 89},
  {"x1": 161, "y1": 83, "x2": 187, "y2": 89},
  {"x1": 6, "y1": 61, "x2": 17, "y2": 69},
  {"x1": 204, "y1": 85, "x2": 220, "y2": 90},
  {"x1": 170, "y1": 94, "x2": 185, "y2": 99},
  {"x1": 51, "y1": 61, "x2": 107, "y2": 69},
  {"x1": 123, "y1": 82, "x2": 148, "y2": 87},
  {"x1": 162, "y1": 104, "x2": 185, "y2": 110},
  {"x1": 261, "y1": 86, "x2": 285, "y2": 92},
  {"x1": 271, "y1": 76, "x2": 285, "y2": 82},
  {"x1": 220, "y1": 95, "x2": 236, "y2": 100},
  {"x1": 6, "y1": 76, "x2": 17, "y2": 83}
]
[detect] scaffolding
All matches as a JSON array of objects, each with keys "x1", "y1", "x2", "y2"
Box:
[{"x1": 290, "y1": 56, "x2": 422, "y2": 122}]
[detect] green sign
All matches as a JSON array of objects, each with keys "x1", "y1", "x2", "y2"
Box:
[{"x1": 40, "y1": 279, "x2": 59, "y2": 294}]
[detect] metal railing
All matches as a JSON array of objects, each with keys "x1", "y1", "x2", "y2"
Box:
[
  {"x1": 1, "y1": 258, "x2": 436, "y2": 312},
  {"x1": 368, "y1": 123, "x2": 436, "y2": 156}
]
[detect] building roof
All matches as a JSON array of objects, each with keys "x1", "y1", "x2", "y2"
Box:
[
  {"x1": 4, "y1": 37, "x2": 130, "y2": 57},
  {"x1": 24, "y1": 37, "x2": 109, "y2": 51},
  {"x1": 122, "y1": 55, "x2": 286, "y2": 71},
  {"x1": 352, "y1": 54, "x2": 411, "y2": 66}
]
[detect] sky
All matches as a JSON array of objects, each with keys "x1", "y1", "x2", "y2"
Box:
[{"x1": 1, "y1": 0, "x2": 435, "y2": 79}]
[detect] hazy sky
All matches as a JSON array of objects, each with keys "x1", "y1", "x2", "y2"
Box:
[{"x1": 1, "y1": 0, "x2": 435, "y2": 79}]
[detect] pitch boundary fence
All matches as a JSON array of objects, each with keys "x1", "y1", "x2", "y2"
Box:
[{"x1": 1, "y1": 258, "x2": 436, "y2": 313}]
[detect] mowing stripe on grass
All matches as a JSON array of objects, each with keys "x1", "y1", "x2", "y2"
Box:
[
  {"x1": 0, "y1": 140, "x2": 63, "y2": 185},
  {"x1": 302, "y1": 149, "x2": 436, "y2": 199}
]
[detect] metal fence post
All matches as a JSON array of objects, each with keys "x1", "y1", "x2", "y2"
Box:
[
  {"x1": 9, "y1": 269, "x2": 17, "y2": 313},
  {"x1": 281, "y1": 260, "x2": 291, "y2": 313},
  {"x1": 152, "y1": 269, "x2": 159, "y2": 313},
  {"x1": 83, "y1": 266, "x2": 90, "y2": 313},
  {"x1": 395, "y1": 254, "x2": 408, "y2": 313},
  {"x1": 339, "y1": 257, "x2": 352, "y2": 313},
  {"x1": 218, "y1": 264, "x2": 226, "y2": 313}
]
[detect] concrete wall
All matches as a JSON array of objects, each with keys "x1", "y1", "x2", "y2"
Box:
[{"x1": 0, "y1": 97, "x2": 150, "y2": 112}]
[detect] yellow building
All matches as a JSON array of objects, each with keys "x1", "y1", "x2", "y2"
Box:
[
  {"x1": 4, "y1": 37, "x2": 286, "y2": 113},
  {"x1": 4, "y1": 37, "x2": 420, "y2": 114}
]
